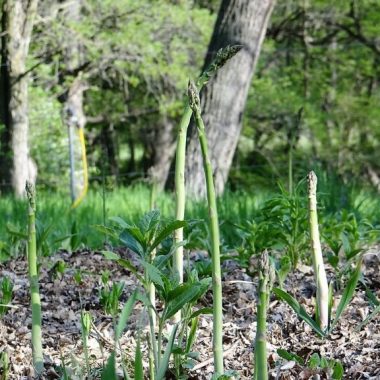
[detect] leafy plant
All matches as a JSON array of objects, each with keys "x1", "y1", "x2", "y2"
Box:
[
  {"x1": 101, "y1": 210, "x2": 210, "y2": 379},
  {"x1": 277, "y1": 349, "x2": 344, "y2": 379},
  {"x1": 274, "y1": 258, "x2": 361, "y2": 337},
  {"x1": 0, "y1": 277, "x2": 13, "y2": 316}
]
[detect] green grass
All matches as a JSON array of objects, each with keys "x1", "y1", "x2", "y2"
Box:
[{"x1": 1, "y1": 180, "x2": 379, "y2": 260}]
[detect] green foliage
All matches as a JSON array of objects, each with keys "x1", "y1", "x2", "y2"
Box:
[
  {"x1": 273, "y1": 258, "x2": 362, "y2": 336},
  {"x1": 0, "y1": 277, "x2": 13, "y2": 316},
  {"x1": 277, "y1": 349, "x2": 344, "y2": 380}
]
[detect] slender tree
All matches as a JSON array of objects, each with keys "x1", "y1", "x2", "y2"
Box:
[
  {"x1": 185, "y1": 0, "x2": 276, "y2": 197},
  {"x1": 0, "y1": 0, "x2": 39, "y2": 197}
]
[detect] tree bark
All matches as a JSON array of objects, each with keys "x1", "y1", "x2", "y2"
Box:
[
  {"x1": 0, "y1": 0, "x2": 39, "y2": 197},
  {"x1": 60, "y1": 0, "x2": 87, "y2": 202},
  {"x1": 185, "y1": 0, "x2": 275, "y2": 198}
]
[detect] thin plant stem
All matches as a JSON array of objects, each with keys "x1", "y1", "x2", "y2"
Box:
[
  {"x1": 308, "y1": 171, "x2": 329, "y2": 330},
  {"x1": 26, "y1": 182, "x2": 44, "y2": 375},
  {"x1": 254, "y1": 252, "x2": 275, "y2": 380},
  {"x1": 188, "y1": 81, "x2": 224, "y2": 376},
  {"x1": 173, "y1": 45, "x2": 242, "y2": 323}
]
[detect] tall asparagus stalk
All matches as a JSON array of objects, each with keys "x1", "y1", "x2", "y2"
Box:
[
  {"x1": 254, "y1": 251, "x2": 275, "y2": 380},
  {"x1": 188, "y1": 81, "x2": 224, "y2": 375},
  {"x1": 25, "y1": 182, "x2": 44, "y2": 375},
  {"x1": 307, "y1": 171, "x2": 329, "y2": 330},
  {"x1": 173, "y1": 45, "x2": 241, "y2": 321}
]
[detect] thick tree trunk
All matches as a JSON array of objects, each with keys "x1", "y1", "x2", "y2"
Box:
[
  {"x1": 185, "y1": 0, "x2": 275, "y2": 198},
  {"x1": 0, "y1": 0, "x2": 39, "y2": 197}
]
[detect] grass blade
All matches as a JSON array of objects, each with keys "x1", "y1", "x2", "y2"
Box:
[
  {"x1": 273, "y1": 288, "x2": 325, "y2": 336},
  {"x1": 134, "y1": 335, "x2": 144, "y2": 380},
  {"x1": 156, "y1": 324, "x2": 178, "y2": 380},
  {"x1": 330, "y1": 260, "x2": 361, "y2": 332},
  {"x1": 115, "y1": 290, "x2": 137, "y2": 341}
]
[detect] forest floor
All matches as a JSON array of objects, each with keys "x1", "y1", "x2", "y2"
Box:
[{"x1": 0, "y1": 247, "x2": 379, "y2": 380}]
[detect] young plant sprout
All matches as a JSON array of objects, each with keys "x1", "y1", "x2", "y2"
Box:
[
  {"x1": 254, "y1": 251, "x2": 275, "y2": 380},
  {"x1": 188, "y1": 80, "x2": 224, "y2": 375},
  {"x1": 173, "y1": 45, "x2": 242, "y2": 322},
  {"x1": 26, "y1": 182, "x2": 44, "y2": 375},
  {"x1": 308, "y1": 171, "x2": 329, "y2": 330}
]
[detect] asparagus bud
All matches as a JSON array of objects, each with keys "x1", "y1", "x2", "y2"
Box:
[{"x1": 307, "y1": 171, "x2": 329, "y2": 330}]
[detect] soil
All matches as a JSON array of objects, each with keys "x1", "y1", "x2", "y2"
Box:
[{"x1": 0, "y1": 246, "x2": 379, "y2": 380}]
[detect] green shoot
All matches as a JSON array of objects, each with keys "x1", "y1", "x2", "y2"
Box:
[
  {"x1": 173, "y1": 45, "x2": 242, "y2": 322},
  {"x1": 25, "y1": 182, "x2": 44, "y2": 375},
  {"x1": 308, "y1": 171, "x2": 329, "y2": 330},
  {"x1": 188, "y1": 81, "x2": 224, "y2": 375},
  {"x1": 254, "y1": 252, "x2": 275, "y2": 380}
]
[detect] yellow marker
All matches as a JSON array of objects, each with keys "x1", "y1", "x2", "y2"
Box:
[{"x1": 71, "y1": 127, "x2": 88, "y2": 209}]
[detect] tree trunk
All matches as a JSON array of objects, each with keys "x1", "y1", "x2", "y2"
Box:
[
  {"x1": 60, "y1": 0, "x2": 87, "y2": 202},
  {"x1": 185, "y1": 0, "x2": 275, "y2": 198},
  {"x1": 150, "y1": 116, "x2": 176, "y2": 189},
  {"x1": 0, "y1": 0, "x2": 39, "y2": 197}
]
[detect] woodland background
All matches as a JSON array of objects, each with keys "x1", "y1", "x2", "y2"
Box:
[{"x1": 0, "y1": 0, "x2": 380, "y2": 199}]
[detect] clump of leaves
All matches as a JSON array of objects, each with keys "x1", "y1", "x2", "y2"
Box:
[
  {"x1": 277, "y1": 349, "x2": 344, "y2": 379},
  {"x1": 0, "y1": 277, "x2": 13, "y2": 316},
  {"x1": 274, "y1": 259, "x2": 361, "y2": 337},
  {"x1": 98, "y1": 210, "x2": 211, "y2": 379}
]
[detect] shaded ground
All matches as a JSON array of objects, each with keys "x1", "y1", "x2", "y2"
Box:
[{"x1": 0, "y1": 247, "x2": 379, "y2": 379}]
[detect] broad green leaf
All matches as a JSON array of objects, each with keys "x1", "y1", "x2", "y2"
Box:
[
  {"x1": 101, "y1": 352, "x2": 117, "y2": 380},
  {"x1": 134, "y1": 336, "x2": 144, "y2": 380},
  {"x1": 332, "y1": 361, "x2": 344, "y2": 379},
  {"x1": 138, "y1": 209, "x2": 160, "y2": 234},
  {"x1": 273, "y1": 288, "x2": 325, "y2": 337},
  {"x1": 139, "y1": 260, "x2": 164, "y2": 288},
  {"x1": 109, "y1": 216, "x2": 131, "y2": 229},
  {"x1": 330, "y1": 260, "x2": 361, "y2": 332},
  {"x1": 102, "y1": 250, "x2": 120, "y2": 261},
  {"x1": 156, "y1": 324, "x2": 178, "y2": 380},
  {"x1": 277, "y1": 348, "x2": 304, "y2": 365},
  {"x1": 308, "y1": 353, "x2": 320, "y2": 369},
  {"x1": 115, "y1": 291, "x2": 137, "y2": 341},
  {"x1": 164, "y1": 279, "x2": 210, "y2": 321},
  {"x1": 120, "y1": 231, "x2": 145, "y2": 256},
  {"x1": 150, "y1": 220, "x2": 187, "y2": 252}
]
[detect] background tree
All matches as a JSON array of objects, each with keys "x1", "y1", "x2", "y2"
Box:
[
  {"x1": 185, "y1": 0, "x2": 276, "y2": 197},
  {"x1": 0, "y1": 0, "x2": 39, "y2": 197}
]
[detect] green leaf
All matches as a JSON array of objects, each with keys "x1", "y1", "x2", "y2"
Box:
[
  {"x1": 109, "y1": 216, "x2": 131, "y2": 229},
  {"x1": 115, "y1": 291, "x2": 137, "y2": 341},
  {"x1": 163, "y1": 279, "x2": 211, "y2": 321},
  {"x1": 102, "y1": 250, "x2": 120, "y2": 261},
  {"x1": 188, "y1": 307, "x2": 213, "y2": 320},
  {"x1": 276, "y1": 348, "x2": 304, "y2": 365},
  {"x1": 93, "y1": 224, "x2": 118, "y2": 239},
  {"x1": 355, "y1": 303, "x2": 380, "y2": 332},
  {"x1": 185, "y1": 317, "x2": 199, "y2": 354},
  {"x1": 156, "y1": 324, "x2": 178, "y2": 380},
  {"x1": 330, "y1": 260, "x2": 361, "y2": 332},
  {"x1": 308, "y1": 353, "x2": 320, "y2": 369},
  {"x1": 273, "y1": 288, "x2": 325, "y2": 337},
  {"x1": 120, "y1": 231, "x2": 145, "y2": 256},
  {"x1": 332, "y1": 361, "x2": 344, "y2": 379},
  {"x1": 138, "y1": 210, "x2": 160, "y2": 234},
  {"x1": 150, "y1": 220, "x2": 187, "y2": 252},
  {"x1": 134, "y1": 335, "x2": 144, "y2": 380},
  {"x1": 101, "y1": 352, "x2": 117, "y2": 380},
  {"x1": 139, "y1": 260, "x2": 164, "y2": 288}
]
